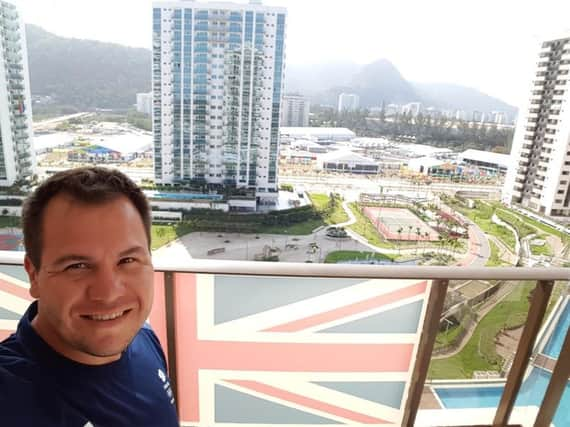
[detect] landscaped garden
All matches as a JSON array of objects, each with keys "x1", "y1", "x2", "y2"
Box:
[{"x1": 429, "y1": 282, "x2": 535, "y2": 379}]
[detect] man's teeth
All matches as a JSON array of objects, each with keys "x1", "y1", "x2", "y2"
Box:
[{"x1": 88, "y1": 311, "x2": 125, "y2": 321}]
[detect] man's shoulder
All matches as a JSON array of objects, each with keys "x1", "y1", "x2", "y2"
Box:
[
  {"x1": 0, "y1": 336, "x2": 47, "y2": 421},
  {"x1": 0, "y1": 332, "x2": 37, "y2": 378},
  {"x1": 131, "y1": 324, "x2": 167, "y2": 367}
]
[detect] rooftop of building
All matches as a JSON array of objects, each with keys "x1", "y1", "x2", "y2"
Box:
[
  {"x1": 280, "y1": 127, "x2": 356, "y2": 137},
  {"x1": 460, "y1": 149, "x2": 512, "y2": 168}
]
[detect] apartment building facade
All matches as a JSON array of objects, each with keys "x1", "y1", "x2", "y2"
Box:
[
  {"x1": 152, "y1": 0, "x2": 286, "y2": 199},
  {"x1": 280, "y1": 94, "x2": 309, "y2": 127},
  {"x1": 337, "y1": 93, "x2": 359, "y2": 112},
  {"x1": 503, "y1": 34, "x2": 570, "y2": 217},
  {"x1": 0, "y1": 1, "x2": 35, "y2": 186}
]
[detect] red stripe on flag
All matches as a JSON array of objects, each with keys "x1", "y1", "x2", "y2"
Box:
[
  {"x1": 0, "y1": 278, "x2": 32, "y2": 301},
  {"x1": 265, "y1": 280, "x2": 427, "y2": 332},
  {"x1": 228, "y1": 380, "x2": 392, "y2": 424},
  {"x1": 0, "y1": 329, "x2": 14, "y2": 341},
  {"x1": 149, "y1": 271, "x2": 168, "y2": 362}
]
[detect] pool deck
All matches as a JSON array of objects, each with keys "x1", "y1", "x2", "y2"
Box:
[
  {"x1": 533, "y1": 353, "x2": 558, "y2": 373},
  {"x1": 417, "y1": 406, "x2": 540, "y2": 427},
  {"x1": 420, "y1": 386, "x2": 442, "y2": 409}
]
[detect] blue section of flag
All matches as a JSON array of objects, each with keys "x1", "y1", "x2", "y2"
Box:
[
  {"x1": 319, "y1": 300, "x2": 423, "y2": 334},
  {"x1": 314, "y1": 381, "x2": 406, "y2": 410},
  {"x1": 214, "y1": 276, "x2": 363, "y2": 324},
  {"x1": 215, "y1": 385, "x2": 341, "y2": 424}
]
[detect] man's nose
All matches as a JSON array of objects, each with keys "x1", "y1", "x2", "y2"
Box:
[{"x1": 87, "y1": 263, "x2": 125, "y2": 302}]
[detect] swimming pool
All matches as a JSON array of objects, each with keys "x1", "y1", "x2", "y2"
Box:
[
  {"x1": 434, "y1": 297, "x2": 570, "y2": 426},
  {"x1": 543, "y1": 301, "x2": 570, "y2": 358},
  {"x1": 435, "y1": 369, "x2": 570, "y2": 426},
  {"x1": 144, "y1": 191, "x2": 224, "y2": 201}
]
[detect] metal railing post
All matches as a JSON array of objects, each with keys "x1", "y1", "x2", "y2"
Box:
[
  {"x1": 533, "y1": 316, "x2": 570, "y2": 427},
  {"x1": 164, "y1": 271, "x2": 179, "y2": 412},
  {"x1": 402, "y1": 278, "x2": 449, "y2": 427},
  {"x1": 493, "y1": 280, "x2": 553, "y2": 426}
]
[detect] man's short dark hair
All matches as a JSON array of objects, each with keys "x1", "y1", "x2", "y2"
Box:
[{"x1": 22, "y1": 167, "x2": 151, "y2": 269}]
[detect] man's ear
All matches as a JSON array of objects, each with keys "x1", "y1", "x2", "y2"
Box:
[{"x1": 24, "y1": 255, "x2": 39, "y2": 299}]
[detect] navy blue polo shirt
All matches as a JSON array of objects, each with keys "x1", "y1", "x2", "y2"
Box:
[{"x1": 0, "y1": 302, "x2": 179, "y2": 426}]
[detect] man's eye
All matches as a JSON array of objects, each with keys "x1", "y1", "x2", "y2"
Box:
[
  {"x1": 119, "y1": 257, "x2": 136, "y2": 265},
  {"x1": 65, "y1": 262, "x2": 88, "y2": 271}
]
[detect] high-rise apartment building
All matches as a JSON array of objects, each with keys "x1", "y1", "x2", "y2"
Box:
[
  {"x1": 503, "y1": 33, "x2": 570, "y2": 217},
  {"x1": 280, "y1": 94, "x2": 309, "y2": 127},
  {"x1": 136, "y1": 92, "x2": 153, "y2": 115},
  {"x1": 0, "y1": 1, "x2": 34, "y2": 186},
  {"x1": 152, "y1": 0, "x2": 286, "y2": 197},
  {"x1": 338, "y1": 93, "x2": 359, "y2": 112}
]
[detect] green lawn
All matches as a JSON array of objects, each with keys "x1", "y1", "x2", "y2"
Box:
[
  {"x1": 309, "y1": 193, "x2": 349, "y2": 225},
  {"x1": 486, "y1": 240, "x2": 511, "y2": 267},
  {"x1": 530, "y1": 240, "x2": 553, "y2": 257},
  {"x1": 255, "y1": 218, "x2": 325, "y2": 235},
  {"x1": 429, "y1": 282, "x2": 534, "y2": 379},
  {"x1": 324, "y1": 250, "x2": 394, "y2": 264},
  {"x1": 489, "y1": 201, "x2": 567, "y2": 241},
  {"x1": 496, "y1": 209, "x2": 535, "y2": 238},
  {"x1": 151, "y1": 222, "x2": 193, "y2": 251},
  {"x1": 508, "y1": 210, "x2": 566, "y2": 240},
  {"x1": 0, "y1": 216, "x2": 20, "y2": 229},
  {"x1": 434, "y1": 324, "x2": 465, "y2": 350}
]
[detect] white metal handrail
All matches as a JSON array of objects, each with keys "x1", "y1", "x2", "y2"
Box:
[{"x1": 0, "y1": 250, "x2": 567, "y2": 281}]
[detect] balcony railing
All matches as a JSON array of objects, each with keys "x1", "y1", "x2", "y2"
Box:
[{"x1": 0, "y1": 252, "x2": 568, "y2": 426}]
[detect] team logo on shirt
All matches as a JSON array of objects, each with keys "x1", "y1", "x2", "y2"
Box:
[{"x1": 158, "y1": 368, "x2": 175, "y2": 405}]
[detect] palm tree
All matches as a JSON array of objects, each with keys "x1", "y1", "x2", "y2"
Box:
[
  {"x1": 438, "y1": 235, "x2": 444, "y2": 253},
  {"x1": 408, "y1": 225, "x2": 413, "y2": 240},
  {"x1": 415, "y1": 227, "x2": 422, "y2": 254},
  {"x1": 397, "y1": 227, "x2": 403, "y2": 254}
]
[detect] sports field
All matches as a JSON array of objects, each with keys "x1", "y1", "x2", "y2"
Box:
[{"x1": 362, "y1": 207, "x2": 439, "y2": 241}]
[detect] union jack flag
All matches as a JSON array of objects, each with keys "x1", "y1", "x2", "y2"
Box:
[
  {"x1": 165, "y1": 273, "x2": 431, "y2": 426},
  {"x1": 0, "y1": 267, "x2": 431, "y2": 426},
  {"x1": 0, "y1": 267, "x2": 32, "y2": 342}
]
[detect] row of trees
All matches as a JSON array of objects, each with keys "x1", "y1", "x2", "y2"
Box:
[{"x1": 310, "y1": 108, "x2": 514, "y2": 154}]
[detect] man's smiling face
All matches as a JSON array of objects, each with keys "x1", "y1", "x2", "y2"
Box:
[{"x1": 25, "y1": 193, "x2": 154, "y2": 365}]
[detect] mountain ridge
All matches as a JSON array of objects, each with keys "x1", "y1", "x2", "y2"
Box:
[{"x1": 25, "y1": 24, "x2": 516, "y2": 116}]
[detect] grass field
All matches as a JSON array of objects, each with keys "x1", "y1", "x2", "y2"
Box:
[
  {"x1": 486, "y1": 240, "x2": 512, "y2": 267},
  {"x1": 309, "y1": 193, "x2": 349, "y2": 225},
  {"x1": 0, "y1": 216, "x2": 20, "y2": 229},
  {"x1": 324, "y1": 250, "x2": 394, "y2": 264}
]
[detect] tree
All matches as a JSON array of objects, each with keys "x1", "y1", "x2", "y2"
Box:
[{"x1": 415, "y1": 227, "x2": 422, "y2": 254}]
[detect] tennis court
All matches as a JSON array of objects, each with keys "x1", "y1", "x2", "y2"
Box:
[
  {"x1": 0, "y1": 233, "x2": 23, "y2": 251},
  {"x1": 362, "y1": 207, "x2": 439, "y2": 241}
]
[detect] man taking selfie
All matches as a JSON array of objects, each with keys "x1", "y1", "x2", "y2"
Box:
[{"x1": 0, "y1": 167, "x2": 179, "y2": 426}]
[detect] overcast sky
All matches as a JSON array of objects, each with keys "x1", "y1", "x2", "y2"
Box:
[{"x1": 14, "y1": 0, "x2": 570, "y2": 106}]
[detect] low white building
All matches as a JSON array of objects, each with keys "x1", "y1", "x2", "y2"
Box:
[
  {"x1": 459, "y1": 149, "x2": 512, "y2": 175},
  {"x1": 280, "y1": 127, "x2": 356, "y2": 142},
  {"x1": 320, "y1": 151, "x2": 378, "y2": 174},
  {"x1": 407, "y1": 157, "x2": 445, "y2": 174}
]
